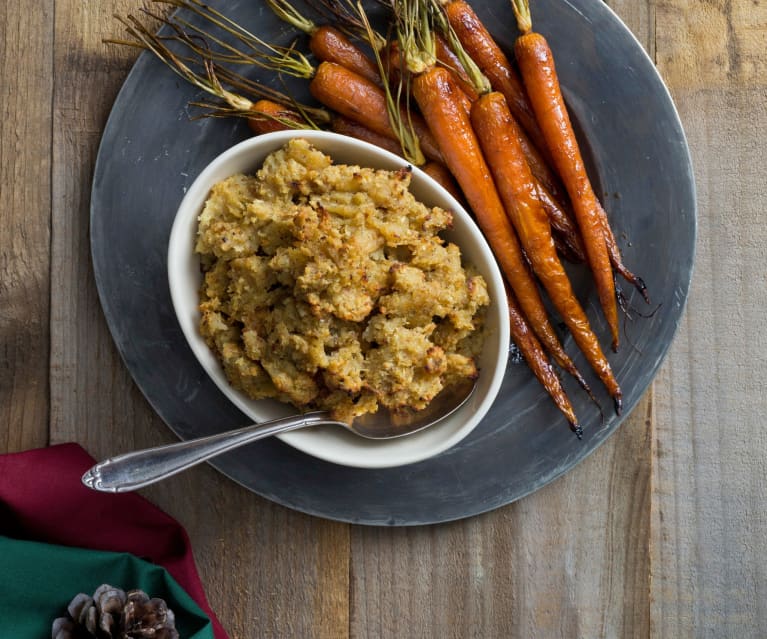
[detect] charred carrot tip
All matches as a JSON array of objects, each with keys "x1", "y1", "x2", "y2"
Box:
[
  {"x1": 635, "y1": 276, "x2": 650, "y2": 304},
  {"x1": 573, "y1": 425, "x2": 584, "y2": 440},
  {"x1": 614, "y1": 396, "x2": 623, "y2": 416}
]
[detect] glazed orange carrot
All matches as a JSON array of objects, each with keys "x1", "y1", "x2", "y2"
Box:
[
  {"x1": 433, "y1": 2, "x2": 580, "y2": 260},
  {"x1": 386, "y1": 37, "x2": 471, "y2": 121},
  {"x1": 512, "y1": 117, "x2": 568, "y2": 207},
  {"x1": 472, "y1": 91, "x2": 621, "y2": 408},
  {"x1": 598, "y1": 201, "x2": 650, "y2": 302},
  {"x1": 330, "y1": 115, "x2": 463, "y2": 201},
  {"x1": 394, "y1": 58, "x2": 581, "y2": 260},
  {"x1": 309, "y1": 25, "x2": 381, "y2": 84},
  {"x1": 266, "y1": 0, "x2": 381, "y2": 84},
  {"x1": 440, "y1": 0, "x2": 551, "y2": 163},
  {"x1": 421, "y1": 161, "x2": 465, "y2": 203},
  {"x1": 330, "y1": 115, "x2": 404, "y2": 155},
  {"x1": 383, "y1": 40, "x2": 410, "y2": 90},
  {"x1": 433, "y1": 1, "x2": 571, "y2": 214},
  {"x1": 411, "y1": 66, "x2": 585, "y2": 387},
  {"x1": 435, "y1": 33, "x2": 479, "y2": 101},
  {"x1": 246, "y1": 99, "x2": 306, "y2": 134},
  {"x1": 506, "y1": 289, "x2": 581, "y2": 435},
  {"x1": 387, "y1": 31, "x2": 478, "y2": 106},
  {"x1": 309, "y1": 61, "x2": 444, "y2": 163},
  {"x1": 536, "y1": 181, "x2": 585, "y2": 262},
  {"x1": 447, "y1": 83, "x2": 578, "y2": 258},
  {"x1": 451, "y1": 79, "x2": 475, "y2": 118},
  {"x1": 512, "y1": 8, "x2": 620, "y2": 351}
]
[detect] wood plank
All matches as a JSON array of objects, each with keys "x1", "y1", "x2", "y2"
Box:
[
  {"x1": 0, "y1": 1, "x2": 54, "y2": 454},
  {"x1": 142, "y1": 469, "x2": 350, "y2": 639},
  {"x1": 650, "y1": 86, "x2": 767, "y2": 637},
  {"x1": 655, "y1": 0, "x2": 767, "y2": 90},
  {"x1": 350, "y1": 403, "x2": 652, "y2": 638},
  {"x1": 48, "y1": 2, "x2": 349, "y2": 637},
  {"x1": 350, "y1": 2, "x2": 653, "y2": 637},
  {"x1": 651, "y1": 1, "x2": 767, "y2": 634},
  {"x1": 606, "y1": 0, "x2": 655, "y2": 59}
]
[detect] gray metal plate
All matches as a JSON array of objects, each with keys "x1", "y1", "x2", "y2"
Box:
[{"x1": 90, "y1": 0, "x2": 695, "y2": 525}]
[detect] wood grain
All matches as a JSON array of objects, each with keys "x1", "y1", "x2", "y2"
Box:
[
  {"x1": 351, "y1": 404, "x2": 652, "y2": 639},
  {"x1": 0, "y1": 1, "x2": 53, "y2": 454},
  {"x1": 650, "y1": 89, "x2": 767, "y2": 635},
  {"x1": 650, "y1": 1, "x2": 767, "y2": 634},
  {"x1": 656, "y1": 0, "x2": 767, "y2": 90}
]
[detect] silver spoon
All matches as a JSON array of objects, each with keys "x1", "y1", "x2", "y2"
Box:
[{"x1": 81, "y1": 380, "x2": 476, "y2": 492}]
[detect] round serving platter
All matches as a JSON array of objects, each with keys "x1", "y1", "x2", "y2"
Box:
[{"x1": 90, "y1": 0, "x2": 695, "y2": 525}]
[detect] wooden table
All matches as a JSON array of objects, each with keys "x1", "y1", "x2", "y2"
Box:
[{"x1": 2, "y1": 1, "x2": 764, "y2": 636}]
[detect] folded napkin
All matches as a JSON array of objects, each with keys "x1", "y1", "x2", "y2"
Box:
[
  {"x1": 0, "y1": 443, "x2": 228, "y2": 639},
  {"x1": 1, "y1": 535, "x2": 212, "y2": 637}
]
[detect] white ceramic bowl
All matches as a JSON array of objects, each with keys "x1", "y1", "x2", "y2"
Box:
[{"x1": 168, "y1": 130, "x2": 509, "y2": 468}]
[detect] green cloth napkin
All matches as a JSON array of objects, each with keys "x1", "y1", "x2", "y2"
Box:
[{"x1": 0, "y1": 535, "x2": 214, "y2": 638}]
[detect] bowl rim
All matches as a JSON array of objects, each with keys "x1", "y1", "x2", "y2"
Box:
[{"x1": 167, "y1": 129, "x2": 510, "y2": 468}]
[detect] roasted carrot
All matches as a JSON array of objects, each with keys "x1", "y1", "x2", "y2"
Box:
[
  {"x1": 448, "y1": 79, "x2": 579, "y2": 260},
  {"x1": 439, "y1": 0, "x2": 551, "y2": 163},
  {"x1": 421, "y1": 161, "x2": 465, "y2": 203},
  {"x1": 411, "y1": 66, "x2": 587, "y2": 391},
  {"x1": 309, "y1": 61, "x2": 444, "y2": 163},
  {"x1": 451, "y1": 79, "x2": 475, "y2": 118},
  {"x1": 310, "y1": 25, "x2": 381, "y2": 84},
  {"x1": 246, "y1": 99, "x2": 306, "y2": 134},
  {"x1": 446, "y1": 72, "x2": 574, "y2": 253},
  {"x1": 431, "y1": 3, "x2": 572, "y2": 223},
  {"x1": 399, "y1": 39, "x2": 581, "y2": 259},
  {"x1": 472, "y1": 91, "x2": 621, "y2": 409},
  {"x1": 506, "y1": 289, "x2": 581, "y2": 435},
  {"x1": 382, "y1": 40, "x2": 409, "y2": 88},
  {"x1": 435, "y1": 33, "x2": 479, "y2": 101},
  {"x1": 330, "y1": 115, "x2": 404, "y2": 155},
  {"x1": 512, "y1": 117, "x2": 568, "y2": 207},
  {"x1": 511, "y1": 4, "x2": 620, "y2": 351},
  {"x1": 598, "y1": 201, "x2": 650, "y2": 302},
  {"x1": 266, "y1": 0, "x2": 381, "y2": 84},
  {"x1": 536, "y1": 181, "x2": 585, "y2": 262},
  {"x1": 387, "y1": 38, "x2": 476, "y2": 120}
]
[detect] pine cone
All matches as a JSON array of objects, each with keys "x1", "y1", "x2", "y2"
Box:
[{"x1": 52, "y1": 584, "x2": 179, "y2": 639}]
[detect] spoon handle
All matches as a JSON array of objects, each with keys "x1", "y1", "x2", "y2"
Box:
[{"x1": 81, "y1": 412, "x2": 334, "y2": 493}]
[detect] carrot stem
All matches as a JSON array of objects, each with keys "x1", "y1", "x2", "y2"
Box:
[{"x1": 509, "y1": 0, "x2": 532, "y2": 34}]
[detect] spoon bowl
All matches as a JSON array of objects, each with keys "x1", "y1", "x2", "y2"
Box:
[{"x1": 81, "y1": 380, "x2": 477, "y2": 493}]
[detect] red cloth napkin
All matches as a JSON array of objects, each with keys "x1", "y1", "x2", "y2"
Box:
[{"x1": 0, "y1": 443, "x2": 228, "y2": 639}]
